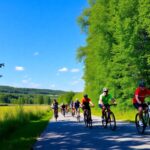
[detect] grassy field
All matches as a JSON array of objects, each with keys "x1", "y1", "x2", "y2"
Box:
[{"x1": 0, "y1": 105, "x2": 53, "y2": 150}]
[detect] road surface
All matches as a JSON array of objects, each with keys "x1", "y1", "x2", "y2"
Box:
[{"x1": 33, "y1": 112, "x2": 150, "y2": 150}]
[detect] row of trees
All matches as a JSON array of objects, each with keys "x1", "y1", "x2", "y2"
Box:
[
  {"x1": 77, "y1": 0, "x2": 150, "y2": 104},
  {"x1": 0, "y1": 93, "x2": 52, "y2": 105},
  {"x1": 0, "y1": 92, "x2": 79, "y2": 106},
  {"x1": 57, "y1": 91, "x2": 75, "y2": 104}
]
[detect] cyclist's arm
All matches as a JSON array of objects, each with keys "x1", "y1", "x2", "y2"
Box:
[
  {"x1": 110, "y1": 98, "x2": 116, "y2": 104},
  {"x1": 89, "y1": 101, "x2": 94, "y2": 107},
  {"x1": 99, "y1": 94, "x2": 104, "y2": 105},
  {"x1": 135, "y1": 95, "x2": 142, "y2": 104},
  {"x1": 50, "y1": 104, "x2": 54, "y2": 109}
]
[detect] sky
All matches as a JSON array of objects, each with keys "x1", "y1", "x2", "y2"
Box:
[{"x1": 0, "y1": 0, "x2": 87, "y2": 92}]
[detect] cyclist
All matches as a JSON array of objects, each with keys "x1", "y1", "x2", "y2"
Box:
[
  {"x1": 98, "y1": 88, "x2": 116, "y2": 121},
  {"x1": 81, "y1": 94, "x2": 94, "y2": 121},
  {"x1": 133, "y1": 81, "x2": 150, "y2": 126},
  {"x1": 65, "y1": 104, "x2": 69, "y2": 113},
  {"x1": 75, "y1": 98, "x2": 80, "y2": 115},
  {"x1": 51, "y1": 99, "x2": 59, "y2": 118},
  {"x1": 61, "y1": 103, "x2": 66, "y2": 114},
  {"x1": 70, "y1": 100, "x2": 75, "y2": 116}
]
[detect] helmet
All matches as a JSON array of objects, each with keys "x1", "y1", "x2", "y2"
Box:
[
  {"x1": 84, "y1": 94, "x2": 88, "y2": 98},
  {"x1": 103, "y1": 87, "x2": 108, "y2": 92},
  {"x1": 139, "y1": 81, "x2": 146, "y2": 87},
  {"x1": 76, "y1": 98, "x2": 79, "y2": 101}
]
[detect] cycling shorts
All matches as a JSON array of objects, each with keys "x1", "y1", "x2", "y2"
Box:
[
  {"x1": 133, "y1": 103, "x2": 147, "y2": 109},
  {"x1": 99, "y1": 104, "x2": 110, "y2": 109}
]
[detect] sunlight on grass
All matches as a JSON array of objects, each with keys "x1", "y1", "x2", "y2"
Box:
[
  {"x1": 92, "y1": 107, "x2": 137, "y2": 122},
  {"x1": 0, "y1": 105, "x2": 50, "y2": 139}
]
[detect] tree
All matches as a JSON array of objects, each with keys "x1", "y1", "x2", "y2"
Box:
[
  {"x1": 0, "y1": 63, "x2": 4, "y2": 77},
  {"x1": 77, "y1": 0, "x2": 150, "y2": 104}
]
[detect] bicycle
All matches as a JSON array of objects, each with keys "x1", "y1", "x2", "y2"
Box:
[
  {"x1": 84, "y1": 108, "x2": 92, "y2": 128},
  {"x1": 71, "y1": 108, "x2": 75, "y2": 117},
  {"x1": 54, "y1": 109, "x2": 58, "y2": 121},
  {"x1": 76, "y1": 107, "x2": 80, "y2": 122},
  {"x1": 135, "y1": 102, "x2": 150, "y2": 134},
  {"x1": 101, "y1": 104, "x2": 116, "y2": 131},
  {"x1": 61, "y1": 108, "x2": 65, "y2": 117}
]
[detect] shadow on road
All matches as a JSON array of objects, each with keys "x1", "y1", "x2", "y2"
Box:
[{"x1": 33, "y1": 115, "x2": 150, "y2": 150}]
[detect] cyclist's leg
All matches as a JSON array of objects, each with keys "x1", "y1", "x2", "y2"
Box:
[
  {"x1": 134, "y1": 102, "x2": 143, "y2": 124},
  {"x1": 88, "y1": 107, "x2": 92, "y2": 121},
  {"x1": 99, "y1": 104, "x2": 104, "y2": 118},
  {"x1": 78, "y1": 107, "x2": 80, "y2": 116},
  {"x1": 138, "y1": 107, "x2": 143, "y2": 120},
  {"x1": 56, "y1": 108, "x2": 58, "y2": 116},
  {"x1": 106, "y1": 105, "x2": 111, "y2": 119},
  {"x1": 143, "y1": 103, "x2": 148, "y2": 113}
]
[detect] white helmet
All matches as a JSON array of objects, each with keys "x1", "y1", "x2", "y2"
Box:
[{"x1": 103, "y1": 87, "x2": 108, "y2": 92}]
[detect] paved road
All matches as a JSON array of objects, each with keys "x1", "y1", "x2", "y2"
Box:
[{"x1": 33, "y1": 112, "x2": 150, "y2": 150}]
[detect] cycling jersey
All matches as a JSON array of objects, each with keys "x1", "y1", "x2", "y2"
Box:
[
  {"x1": 99, "y1": 93, "x2": 113, "y2": 104},
  {"x1": 81, "y1": 98, "x2": 91, "y2": 109},
  {"x1": 133, "y1": 87, "x2": 150, "y2": 104},
  {"x1": 53, "y1": 102, "x2": 58, "y2": 109},
  {"x1": 75, "y1": 101, "x2": 80, "y2": 108},
  {"x1": 61, "y1": 104, "x2": 66, "y2": 109}
]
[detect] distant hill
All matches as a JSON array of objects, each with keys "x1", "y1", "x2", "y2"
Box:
[{"x1": 0, "y1": 85, "x2": 66, "y2": 95}]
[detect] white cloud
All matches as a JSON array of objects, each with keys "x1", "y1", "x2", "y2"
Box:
[
  {"x1": 21, "y1": 77, "x2": 40, "y2": 88},
  {"x1": 70, "y1": 68, "x2": 80, "y2": 73},
  {"x1": 33, "y1": 52, "x2": 39, "y2": 56},
  {"x1": 15, "y1": 66, "x2": 25, "y2": 71},
  {"x1": 50, "y1": 84, "x2": 56, "y2": 88},
  {"x1": 71, "y1": 80, "x2": 80, "y2": 85},
  {"x1": 30, "y1": 83, "x2": 40, "y2": 88},
  {"x1": 58, "y1": 67, "x2": 68, "y2": 72},
  {"x1": 22, "y1": 81, "x2": 40, "y2": 88},
  {"x1": 22, "y1": 80, "x2": 28, "y2": 84},
  {"x1": 22, "y1": 77, "x2": 31, "y2": 84},
  {"x1": 58, "y1": 67, "x2": 80, "y2": 73}
]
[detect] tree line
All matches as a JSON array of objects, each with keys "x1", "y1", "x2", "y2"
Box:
[
  {"x1": 77, "y1": 0, "x2": 150, "y2": 105},
  {"x1": 0, "y1": 93, "x2": 52, "y2": 105},
  {"x1": 0, "y1": 85, "x2": 65, "y2": 95}
]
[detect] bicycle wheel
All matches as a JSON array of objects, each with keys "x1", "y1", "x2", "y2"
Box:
[
  {"x1": 102, "y1": 113, "x2": 107, "y2": 128},
  {"x1": 109, "y1": 112, "x2": 116, "y2": 130},
  {"x1": 63, "y1": 110, "x2": 65, "y2": 117},
  {"x1": 88, "y1": 116, "x2": 92, "y2": 128},
  {"x1": 72, "y1": 111, "x2": 75, "y2": 117},
  {"x1": 84, "y1": 113, "x2": 88, "y2": 127},
  {"x1": 54, "y1": 114, "x2": 58, "y2": 121},
  {"x1": 77, "y1": 115, "x2": 80, "y2": 122},
  {"x1": 135, "y1": 113, "x2": 145, "y2": 134}
]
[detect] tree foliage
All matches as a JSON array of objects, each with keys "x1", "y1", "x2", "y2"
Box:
[{"x1": 77, "y1": 0, "x2": 150, "y2": 104}]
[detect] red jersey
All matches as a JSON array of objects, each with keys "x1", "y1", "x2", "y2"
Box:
[
  {"x1": 81, "y1": 97, "x2": 91, "y2": 109},
  {"x1": 133, "y1": 87, "x2": 150, "y2": 103},
  {"x1": 81, "y1": 98, "x2": 91, "y2": 104}
]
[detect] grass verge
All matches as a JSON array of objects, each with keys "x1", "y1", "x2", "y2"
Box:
[
  {"x1": 0, "y1": 111, "x2": 52, "y2": 150},
  {"x1": 92, "y1": 107, "x2": 137, "y2": 122}
]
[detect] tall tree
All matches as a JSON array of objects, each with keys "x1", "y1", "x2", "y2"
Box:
[{"x1": 77, "y1": 0, "x2": 150, "y2": 104}]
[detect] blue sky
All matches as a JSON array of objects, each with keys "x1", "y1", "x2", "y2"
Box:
[{"x1": 0, "y1": 0, "x2": 87, "y2": 92}]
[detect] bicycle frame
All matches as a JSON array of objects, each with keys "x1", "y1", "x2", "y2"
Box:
[
  {"x1": 84, "y1": 109, "x2": 92, "y2": 128},
  {"x1": 143, "y1": 103, "x2": 150, "y2": 126},
  {"x1": 135, "y1": 102, "x2": 150, "y2": 134},
  {"x1": 54, "y1": 109, "x2": 58, "y2": 121},
  {"x1": 102, "y1": 104, "x2": 116, "y2": 130}
]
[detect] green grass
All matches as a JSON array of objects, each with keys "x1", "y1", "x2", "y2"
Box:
[
  {"x1": 0, "y1": 111, "x2": 52, "y2": 150},
  {"x1": 92, "y1": 106, "x2": 137, "y2": 122}
]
